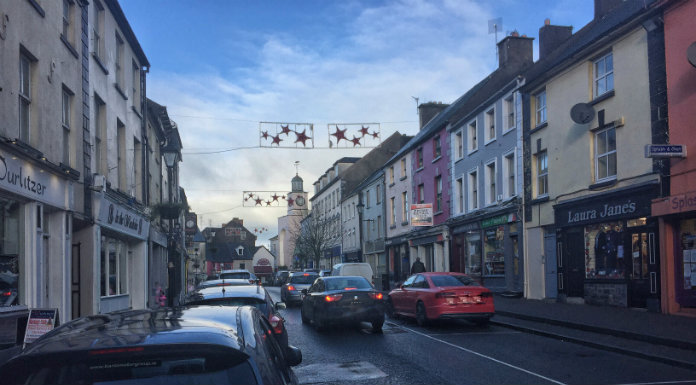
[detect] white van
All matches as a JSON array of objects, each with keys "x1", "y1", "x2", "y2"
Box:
[{"x1": 331, "y1": 263, "x2": 374, "y2": 285}]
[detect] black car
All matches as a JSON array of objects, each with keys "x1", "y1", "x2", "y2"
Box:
[
  {"x1": 0, "y1": 306, "x2": 301, "y2": 384},
  {"x1": 186, "y1": 284, "x2": 290, "y2": 354},
  {"x1": 300, "y1": 275, "x2": 385, "y2": 332}
]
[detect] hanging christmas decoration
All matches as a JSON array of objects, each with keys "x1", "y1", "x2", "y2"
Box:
[
  {"x1": 328, "y1": 123, "x2": 381, "y2": 148},
  {"x1": 243, "y1": 191, "x2": 288, "y2": 207},
  {"x1": 259, "y1": 122, "x2": 314, "y2": 148}
]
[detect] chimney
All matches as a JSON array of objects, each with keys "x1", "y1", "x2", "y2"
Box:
[
  {"x1": 418, "y1": 102, "x2": 449, "y2": 130},
  {"x1": 538, "y1": 19, "x2": 573, "y2": 59},
  {"x1": 594, "y1": 0, "x2": 624, "y2": 20},
  {"x1": 497, "y1": 33, "x2": 534, "y2": 69}
]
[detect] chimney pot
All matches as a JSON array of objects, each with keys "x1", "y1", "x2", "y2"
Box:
[{"x1": 545, "y1": 18, "x2": 551, "y2": 26}]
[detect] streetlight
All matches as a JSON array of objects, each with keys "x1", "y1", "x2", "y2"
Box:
[{"x1": 162, "y1": 144, "x2": 180, "y2": 306}]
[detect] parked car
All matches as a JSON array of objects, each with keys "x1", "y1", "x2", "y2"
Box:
[
  {"x1": 387, "y1": 272, "x2": 494, "y2": 326},
  {"x1": 196, "y1": 278, "x2": 254, "y2": 290},
  {"x1": 219, "y1": 269, "x2": 260, "y2": 284},
  {"x1": 301, "y1": 275, "x2": 385, "y2": 332},
  {"x1": 0, "y1": 305, "x2": 302, "y2": 384},
  {"x1": 281, "y1": 272, "x2": 318, "y2": 305},
  {"x1": 274, "y1": 270, "x2": 290, "y2": 286},
  {"x1": 331, "y1": 263, "x2": 374, "y2": 285},
  {"x1": 186, "y1": 285, "x2": 289, "y2": 354},
  {"x1": 319, "y1": 269, "x2": 332, "y2": 277}
]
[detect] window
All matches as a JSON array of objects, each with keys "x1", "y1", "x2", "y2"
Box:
[
  {"x1": 237, "y1": 246, "x2": 244, "y2": 256},
  {"x1": 504, "y1": 152, "x2": 516, "y2": 198},
  {"x1": 485, "y1": 108, "x2": 496, "y2": 142},
  {"x1": 132, "y1": 61, "x2": 141, "y2": 110},
  {"x1": 400, "y1": 158, "x2": 406, "y2": 178},
  {"x1": 468, "y1": 169, "x2": 478, "y2": 211},
  {"x1": 455, "y1": 130, "x2": 463, "y2": 159},
  {"x1": 377, "y1": 215, "x2": 382, "y2": 237},
  {"x1": 62, "y1": 0, "x2": 74, "y2": 45},
  {"x1": 389, "y1": 166, "x2": 394, "y2": 184},
  {"x1": 133, "y1": 138, "x2": 141, "y2": 197},
  {"x1": 504, "y1": 95, "x2": 515, "y2": 131},
  {"x1": 62, "y1": 87, "x2": 72, "y2": 165},
  {"x1": 93, "y1": 1, "x2": 105, "y2": 60},
  {"x1": 19, "y1": 53, "x2": 33, "y2": 141},
  {"x1": 433, "y1": 136, "x2": 441, "y2": 159},
  {"x1": 537, "y1": 151, "x2": 548, "y2": 197},
  {"x1": 456, "y1": 178, "x2": 464, "y2": 214},
  {"x1": 595, "y1": 126, "x2": 617, "y2": 181},
  {"x1": 365, "y1": 190, "x2": 370, "y2": 208},
  {"x1": 416, "y1": 147, "x2": 423, "y2": 169},
  {"x1": 376, "y1": 184, "x2": 381, "y2": 204},
  {"x1": 594, "y1": 52, "x2": 614, "y2": 98},
  {"x1": 94, "y1": 95, "x2": 106, "y2": 175},
  {"x1": 401, "y1": 191, "x2": 408, "y2": 222},
  {"x1": 418, "y1": 184, "x2": 425, "y2": 204},
  {"x1": 535, "y1": 90, "x2": 547, "y2": 125},
  {"x1": 101, "y1": 237, "x2": 128, "y2": 297},
  {"x1": 390, "y1": 197, "x2": 395, "y2": 226},
  {"x1": 435, "y1": 176, "x2": 442, "y2": 212},
  {"x1": 117, "y1": 120, "x2": 126, "y2": 190},
  {"x1": 485, "y1": 161, "x2": 496, "y2": 205},
  {"x1": 115, "y1": 34, "x2": 124, "y2": 91},
  {"x1": 468, "y1": 119, "x2": 477, "y2": 153}
]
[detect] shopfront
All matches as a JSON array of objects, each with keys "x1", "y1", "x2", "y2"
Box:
[
  {"x1": 555, "y1": 183, "x2": 660, "y2": 309},
  {"x1": 386, "y1": 236, "x2": 410, "y2": 285}
]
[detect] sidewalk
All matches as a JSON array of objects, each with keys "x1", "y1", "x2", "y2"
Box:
[{"x1": 492, "y1": 294, "x2": 696, "y2": 368}]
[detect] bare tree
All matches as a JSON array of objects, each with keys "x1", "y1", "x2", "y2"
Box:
[{"x1": 291, "y1": 213, "x2": 335, "y2": 269}]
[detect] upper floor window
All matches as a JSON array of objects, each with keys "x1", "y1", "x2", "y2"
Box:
[
  {"x1": 389, "y1": 197, "x2": 395, "y2": 226},
  {"x1": 455, "y1": 130, "x2": 463, "y2": 159},
  {"x1": 365, "y1": 190, "x2": 370, "y2": 208},
  {"x1": 485, "y1": 161, "x2": 496, "y2": 205},
  {"x1": 468, "y1": 119, "x2": 477, "y2": 153},
  {"x1": 389, "y1": 166, "x2": 394, "y2": 184},
  {"x1": 132, "y1": 61, "x2": 141, "y2": 110},
  {"x1": 400, "y1": 158, "x2": 406, "y2": 178},
  {"x1": 19, "y1": 53, "x2": 34, "y2": 142},
  {"x1": 418, "y1": 184, "x2": 425, "y2": 204},
  {"x1": 485, "y1": 108, "x2": 496, "y2": 143},
  {"x1": 416, "y1": 147, "x2": 424, "y2": 169},
  {"x1": 62, "y1": 86, "x2": 73, "y2": 165},
  {"x1": 504, "y1": 95, "x2": 515, "y2": 131},
  {"x1": 115, "y1": 34, "x2": 125, "y2": 92},
  {"x1": 435, "y1": 176, "x2": 442, "y2": 212},
  {"x1": 376, "y1": 184, "x2": 381, "y2": 204},
  {"x1": 93, "y1": 0, "x2": 105, "y2": 60},
  {"x1": 595, "y1": 126, "x2": 617, "y2": 181},
  {"x1": 456, "y1": 178, "x2": 464, "y2": 214},
  {"x1": 433, "y1": 136, "x2": 441, "y2": 159},
  {"x1": 468, "y1": 169, "x2": 478, "y2": 211},
  {"x1": 536, "y1": 151, "x2": 548, "y2": 197},
  {"x1": 62, "y1": 0, "x2": 75, "y2": 45},
  {"x1": 535, "y1": 90, "x2": 547, "y2": 126},
  {"x1": 401, "y1": 191, "x2": 408, "y2": 221},
  {"x1": 594, "y1": 52, "x2": 614, "y2": 98},
  {"x1": 504, "y1": 151, "x2": 516, "y2": 198}
]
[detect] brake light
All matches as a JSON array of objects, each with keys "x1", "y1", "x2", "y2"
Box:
[
  {"x1": 1, "y1": 291, "x2": 12, "y2": 297},
  {"x1": 344, "y1": 287, "x2": 357, "y2": 291},
  {"x1": 269, "y1": 315, "x2": 284, "y2": 335},
  {"x1": 303, "y1": 273, "x2": 309, "y2": 276},
  {"x1": 435, "y1": 292, "x2": 456, "y2": 298},
  {"x1": 287, "y1": 285, "x2": 295, "y2": 291},
  {"x1": 324, "y1": 294, "x2": 343, "y2": 302},
  {"x1": 369, "y1": 292, "x2": 383, "y2": 300}
]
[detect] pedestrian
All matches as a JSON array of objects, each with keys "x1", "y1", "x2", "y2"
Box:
[{"x1": 411, "y1": 257, "x2": 426, "y2": 274}]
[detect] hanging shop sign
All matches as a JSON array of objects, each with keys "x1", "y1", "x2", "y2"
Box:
[
  {"x1": 410, "y1": 204, "x2": 433, "y2": 227},
  {"x1": 97, "y1": 196, "x2": 150, "y2": 240},
  {"x1": 0, "y1": 150, "x2": 69, "y2": 209},
  {"x1": 644, "y1": 144, "x2": 686, "y2": 158}
]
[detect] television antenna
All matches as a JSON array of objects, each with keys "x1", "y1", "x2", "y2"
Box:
[
  {"x1": 488, "y1": 18, "x2": 503, "y2": 64},
  {"x1": 411, "y1": 96, "x2": 419, "y2": 115}
]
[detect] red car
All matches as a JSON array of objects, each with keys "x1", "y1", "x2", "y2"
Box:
[{"x1": 386, "y1": 272, "x2": 494, "y2": 326}]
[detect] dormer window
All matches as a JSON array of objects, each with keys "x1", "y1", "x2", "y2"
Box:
[{"x1": 237, "y1": 246, "x2": 244, "y2": 256}]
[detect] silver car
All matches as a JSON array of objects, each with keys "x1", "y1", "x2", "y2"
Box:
[{"x1": 281, "y1": 272, "x2": 318, "y2": 305}]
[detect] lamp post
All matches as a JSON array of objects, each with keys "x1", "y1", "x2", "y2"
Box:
[{"x1": 162, "y1": 146, "x2": 179, "y2": 306}]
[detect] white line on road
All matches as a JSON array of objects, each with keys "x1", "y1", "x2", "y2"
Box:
[
  {"x1": 614, "y1": 381, "x2": 696, "y2": 385},
  {"x1": 395, "y1": 323, "x2": 566, "y2": 385}
]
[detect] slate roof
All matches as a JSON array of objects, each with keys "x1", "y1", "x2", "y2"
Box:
[{"x1": 206, "y1": 242, "x2": 253, "y2": 262}]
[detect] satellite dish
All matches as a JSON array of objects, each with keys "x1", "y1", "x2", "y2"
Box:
[
  {"x1": 570, "y1": 103, "x2": 595, "y2": 124},
  {"x1": 687, "y1": 41, "x2": 696, "y2": 68}
]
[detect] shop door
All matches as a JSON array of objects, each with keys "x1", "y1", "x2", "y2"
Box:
[
  {"x1": 564, "y1": 229, "x2": 585, "y2": 297},
  {"x1": 544, "y1": 230, "x2": 557, "y2": 298},
  {"x1": 626, "y1": 228, "x2": 658, "y2": 308},
  {"x1": 71, "y1": 243, "x2": 81, "y2": 319},
  {"x1": 451, "y1": 234, "x2": 465, "y2": 273}
]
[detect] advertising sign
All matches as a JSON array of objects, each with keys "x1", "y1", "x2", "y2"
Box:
[
  {"x1": 410, "y1": 204, "x2": 433, "y2": 227},
  {"x1": 97, "y1": 196, "x2": 150, "y2": 240},
  {"x1": 23, "y1": 308, "x2": 59, "y2": 346},
  {"x1": 0, "y1": 150, "x2": 69, "y2": 209}
]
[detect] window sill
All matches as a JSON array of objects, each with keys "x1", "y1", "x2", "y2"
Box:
[
  {"x1": 401, "y1": 221, "x2": 409, "y2": 226},
  {"x1": 455, "y1": 156, "x2": 464, "y2": 164},
  {"x1": 589, "y1": 178, "x2": 617, "y2": 190},
  {"x1": 27, "y1": 0, "x2": 45, "y2": 17},
  {"x1": 132, "y1": 106, "x2": 142, "y2": 119},
  {"x1": 467, "y1": 149, "x2": 478, "y2": 156},
  {"x1": 434, "y1": 210, "x2": 444, "y2": 216},
  {"x1": 388, "y1": 182, "x2": 395, "y2": 187},
  {"x1": 503, "y1": 127, "x2": 515, "y2": 136},
  {"x1": 530, "y1": 196, "x2": 549, "y2": 205},
  {"x1": 530, "y1": 122, "x2": 548, "y2": 135},
  {"x1": 485, "y1": 138, "x2": 496, "y2": 146},
  {"x1": 114, "y1": 83, "x2": 128, "y2": 100},
  {"x1": 389, "y1": 225, "x2": 397, "y2": 230},
  {"x1": 590, "y1": 90, "x2": 615, "y2": 106},
  {"x1": 93, "y1": 53, "x2": 109, "y2": 75},
  {"x1": 415, "y1": 167, "x2": 424, "y2": 173},
  {"x1": 60, "y1": 35, "x2": 79, "y2": 59},
  {"x1": 400, "y1": 176, "x2": 407, "y2": 181},
  {"x1": 432, "y1": 156, "x2": 442, "y2": 163}
]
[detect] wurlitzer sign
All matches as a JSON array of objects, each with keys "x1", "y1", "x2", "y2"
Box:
[{"x1": 644, "y1": 144, "x2": 687, "y2": 158}]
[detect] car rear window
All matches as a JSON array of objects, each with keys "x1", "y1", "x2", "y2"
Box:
[
  {"x1": 326, "y1": 277, "x2": 371, "y2": 291},
  {"x1": 289, "y1": 275, "x2": 317, "y2": 284},
  {"x1": 188, "y1": 297, "x2": 268, "y2": 314},
  {"x1": 220, "y1": 272, "x2": 250, "y2": 280},
  {"x1": 5, "y1": 349, "x2": 258, "y2": 385},
  {"x1": 430, "y1": 275, "x2": 480, "y2": 287}
]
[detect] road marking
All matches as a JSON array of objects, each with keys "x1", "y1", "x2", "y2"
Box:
[
  {"x1": 397, "y1": 324, "x2": 566, "y2": 385},
  {"x1": 615, "y1": 381, "x2": 696, "y2": 385},
  {"x1": 295, "y1": 361, "x2": 387, "y2": 384}
]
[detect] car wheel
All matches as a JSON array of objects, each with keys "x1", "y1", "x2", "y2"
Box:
[
  {"x1": 313, "y1": 310, "x2": 326, "y2": 331},
  {"x1": 385, "y1": 297, "x2": 396, "y2": 319},
  {"x1": 416, "y1": 302, "x2": 429, "y2": 327},
  {"x1": 371, "y1": 319, "x2": 384, "y2": 333},
  {"x1": 301, "y1": 306, "x2": 309, "y2": 324}
]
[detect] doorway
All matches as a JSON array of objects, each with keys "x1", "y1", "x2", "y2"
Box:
[
  {"x1": 564, "y1": 228, "x2": 585, "y2": 297},
  {"x1": 625, "y1": 226, "x2": 658, "y2": 308},
  {"x1": 71, "y1": 243, "x2": 80, "y2": 319}
]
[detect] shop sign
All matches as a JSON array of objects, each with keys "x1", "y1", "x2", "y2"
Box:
[
  {"x1": 410, "y1": 204, "x2": 433, "y2": 226},
  {"x1": 652, "y1": 190, "x2": 696, "y2": 216},
  {"x1": 23, "y1": 308, "x2": 58, "y2": 346},
  {"x1": 98, "y1": 196, "x2": 150, "y2": 240},
  {"x1": 0, "y1": 151, "x2": 69, "y2": 209},
  {"x1": 555, "y1": 191, "x2": 652, "y2": 227},
  {"x1": 481, "y1": 213, "x2": 517, "y2": 228},
  {"x1": 644, "y1": 144, "x2": 686, "y2": 158}
]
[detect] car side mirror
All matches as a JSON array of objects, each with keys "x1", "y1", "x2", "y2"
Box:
[
  {"x1": 301, "y1": 289, "x2": 308, "y2": 295},
  {"x1": 275, "y1": 302, "x2": 287, "y2": 310},
  {"x1": 285, "y1": 345, "x2": 302, "y2": 367}
]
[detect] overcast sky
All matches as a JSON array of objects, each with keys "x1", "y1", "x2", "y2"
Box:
[{"x1": 119, "y1": 0, "x2": 593, "y2": 246}]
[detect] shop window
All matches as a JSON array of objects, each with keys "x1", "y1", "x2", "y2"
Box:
[
  {"x1": 465, "y1": 232, "x2": 481, "y2": 278},
  {"x1": 584, "y1": 222, "x2": 624, "y2": 279},
  {"x1": 101, "y1": 237, "x2": 129, "y2": 296},
  {"x1": 679, "y1": 220, "x2": 696, "y2": 295},
  {"x1": 0, "y1": 200, "x2": 21, "y2": 306},
  {"x1": 483, "y1": 226, "x2": 505, "y2": 276}
]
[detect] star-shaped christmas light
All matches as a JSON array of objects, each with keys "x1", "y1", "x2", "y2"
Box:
[
  {"x1": 294, "y1": 129, "x2": 311, "y2": 146},
  {"x1": 261, "y1": 131, "x2": 269, "y2": 140},
  {"x1": 248, "y1": 193, "x2": 255, "y2": 199},
  {"x1": 266, "y1": 200, "x2": 272, "y2": 206},
  {"x1": 271, "y1": 194, "x2": 280, "y2": 202},
  {"x1": 331, "y1": 126, "x2": 347, "y2": 144},
  {"x1": 287, "y1": 197, "x2": 294, "y2": 206},
  {"x1": 254, "y1": 197, "x2": 263, "y2": 206},
  {"x1": 350, "y1": 135, "x2": 362, "y2": 147},
  {"x1": 271, "y1": 135, "x2": 282, "y2": 146},
  {"x1": 359, "y1": 126, "x2": 370, "y2": 136},
  {"x1": 371, "y1": 131, "x2": 379, "y2": 139},
  {"x1": 280, "y1": 124, "x2": 292, "y2": 136}
]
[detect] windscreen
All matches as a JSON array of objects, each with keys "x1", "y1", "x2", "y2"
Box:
[
  {"x1": 220, "y1": 272, "x2": 250, "y2": 280},
  {"x1": 430, "y1": 275, "x2": 480, "y2": 287},
  {"x1": 289, "y1": 275, "x2": 317, "y2": 284},
  {"x1": 326, "y1": 277, "x2": 371, "y2": 291}
]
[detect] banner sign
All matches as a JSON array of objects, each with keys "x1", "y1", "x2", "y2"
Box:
[
  {"x1": 0, "y1": 150, "x2": 70, "y2": 209},
  {"x1": 24, "y1": 308, "x2": 59, "y2": 346},
  {"x1": 410, "y1": 204, "x2": 433, "y2": 227}
]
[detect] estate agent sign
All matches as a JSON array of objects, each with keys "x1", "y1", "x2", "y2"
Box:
[{"x1": 410, "y1": 204, "x2": 433, "y2": 227}]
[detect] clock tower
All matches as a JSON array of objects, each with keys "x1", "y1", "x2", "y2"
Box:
[{"x1": 288, "y1": 174, "x2": 308, "y2": 216}]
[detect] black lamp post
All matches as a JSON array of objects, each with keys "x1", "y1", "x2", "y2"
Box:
[{"x1": 162, "y1": 146, "x2": 179, "y2": 306}]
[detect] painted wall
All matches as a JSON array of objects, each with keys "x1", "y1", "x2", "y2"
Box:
[
  {"x1": 411, "y1": 127, "x2": 451, "y2": 225},
  {"x1": 385, "y1": 152, "x2": 413, "y2": 239}
]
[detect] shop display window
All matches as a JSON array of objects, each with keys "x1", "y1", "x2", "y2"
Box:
[
  {"x1": 0, "y1": 200, "x2": 20, "y2": 306},
  {"x1": 680, "y1": 219, "x2": 696, "y2": 291},
  {"x1": 483, "y1": 226, "x2": 505, "y2": 276},
  {"x1": 101, "y1": 236, "x2": 129, "y2": 297},
  {"x1": 465, "y1": 232, "x2": 481, "y2": 278},
  {"x1": 584, "y1": 222, "x2": 624, "y2": 279}
]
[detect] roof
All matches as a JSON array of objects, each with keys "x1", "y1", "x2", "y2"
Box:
[
  {"x1": 206, "y1": 243, "x2": 253, "y2": 262},
  {"x1": 105, "y1": 0, "x2": 150, "y2": 67}
]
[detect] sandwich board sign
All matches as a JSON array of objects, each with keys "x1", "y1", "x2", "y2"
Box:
[{"x1": 23, "y1": 308, "x2": 59, "y2": 347}]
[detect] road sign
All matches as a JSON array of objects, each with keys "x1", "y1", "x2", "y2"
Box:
[{"x1": 644, "y1": 144, "x2": 687, "y2": 158}]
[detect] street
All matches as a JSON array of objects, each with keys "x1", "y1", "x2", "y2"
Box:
[{"x1": 265, "y1": 287, "x2": 696, "y2": 385}]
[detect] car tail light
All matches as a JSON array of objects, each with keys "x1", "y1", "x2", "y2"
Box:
[
  {"x1": 303, "y1": 273, "x2": 309, "y2": 276},
  {"x1": 269, "y1": 315, "x2": 284, "y2": 335},
  {"x1": 287, "y1": 285, "x2": 296, "y2": 291},
  {"x1": 368, "y1": 292, "x2": 383, "y2": 300},
  {"x1": 435, "y1": 292, "x2": 457, "y2": 298},
  {"x1": 344, "y1": 287, "x2": 357, "y2": 291},
  {"x1": 1, "y1": 291, "x2": 12, "y2": 297},
  {"x1": 324, "y1": 294, "x2": 343, "y2": 302}
]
